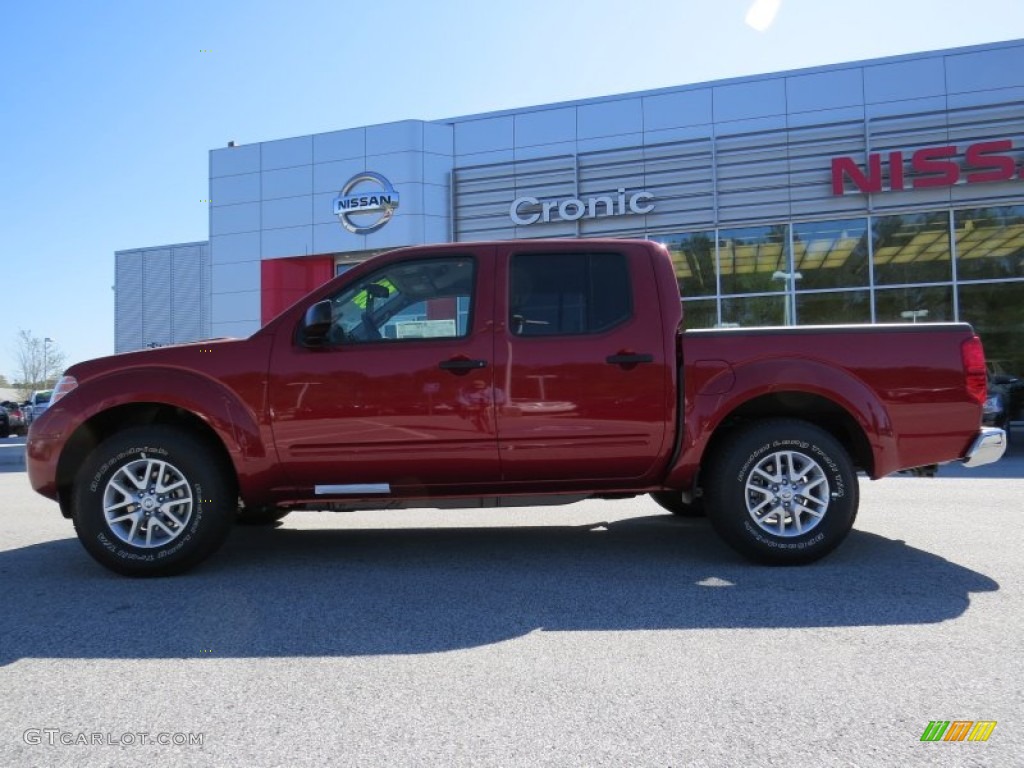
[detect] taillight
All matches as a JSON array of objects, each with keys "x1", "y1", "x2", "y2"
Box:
[
  {"x1": 49, "y1": 375, "x2": 78, "y2": 406},
  {"x1": 961, "y1": 336, "x2": 987, "y2": 406}
]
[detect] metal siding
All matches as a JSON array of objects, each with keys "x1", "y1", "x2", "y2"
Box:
[
  {"x1": 200, "y1": 244, "x2": 212, "y2": 340},
  {"x1": 514, "y1": 108, "x2": 576, "y2": 147},
  {"x1": 210, "y1": 144, "x2": 260, "y2": 177},
  {"x1": 115, "y1": 252, "x2": 144, "y2": 353},
  {"x1": 142, "y1": 249, "x2": 172, "y2": 347},
  {"x1": 366, "y1": 121, "x2": 424, "y2": 155},
  {"x1": 787, "y1": 120, "x2": 866, "y2": 216},
  {"x1": 261, "y1": 136, "x2": 312, "y2": 171},
  {"x1": 945, "y1": 45, "x2": 1024, "y2": 94},
  {"x1": 172, "y1": 245, "x2": 204, "y2": 343},
  {"x1": 715, "y1": 129, "x2": 792, "y2": 222}
]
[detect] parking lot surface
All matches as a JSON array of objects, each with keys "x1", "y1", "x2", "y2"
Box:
[{"x1": 0, "y1": 439, "x2": 1020, "y2": 767}]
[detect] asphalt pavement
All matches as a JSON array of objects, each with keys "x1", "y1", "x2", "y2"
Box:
[{"x1": 0, "y1": 440, "x2": 1020, "y2": 767}]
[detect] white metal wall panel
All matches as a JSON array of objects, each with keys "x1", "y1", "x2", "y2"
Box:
[
  {"x1": 115, "y1": 252, "x2": 144, "y2": 353},
  {"x1": 211, "y1": 173, "x2": 260, "y2": 206},
  {"x1": 788, "y1": 120, "x2": 867, "y2": 217},
  {"x1": 313, "y1": 128, "x2": 365, "y2": 163},
  {"x1": 261, "y1": 136, "x2": 312, "y2": 170},
  {"x1": 262, "y1": 165, "x2": 313, "y2": 200},
  {"x1": 116, "y1": 243, "x2": 211, "y2": 353},
  {"x1": 455, "y1": 117, "x2": 515, "y2": 156},
  {"x1": 642, "y1": 89, "x2": 713, "y2": 131},
  {"x1": 210, "y1": 144, "x2": 259, "y2": 177},
  {"x1": 713, "y1": 78, "x2": 786, "y2": 122},
  {"x1": 142, "y1": 248, "x2": 172, "y2": 347},
  {"x1": 172, "y1": 245, "x2": 204, "y2": 342},
  {"x1": 715, "y1": 129, "x2": 792, "y2": 222},
  {"x1": 367, "y1": 121, "x2": 426, "y2": 155},
  {"x1": 945, "y1": 46, "x2": 1024, "y2": 94},
  {"x1": 515, "y1": 108, "x2": 576, "y2": 147},
  {"x1": 785, "y1": 68, "x2": 864, "y2": 113},
  {"x1": 577, "y1": 98, "x2": 642, "y2": 140},
  {"x1": 864, "y1": 58, "x2": 946, "y2": 103},
  {"x1": 201, "y1": 248, "x2": 212, "y2": 339}
]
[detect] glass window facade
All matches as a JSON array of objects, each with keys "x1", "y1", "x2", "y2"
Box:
[
  {"x1": 658, "y1": 204, "x2": 1024, "y2": 375},
  {"x1": 795, "y1": 289, "x2": 871, "y2": 325},
  {"x1": 662, "y1": 231, "x2": 716, "y2": 297},
  {"x1": 792, "y1": 218, "x2": 869, "y2": 291},
  {"x1": 872, "y1": 212, "x2": 952, "y2": 286},
  {"x1": 954, "y1": 205, "x2": 1024, "y2": 281},
  {"x1": 717, "y1": 225, "x2": 789, "y2": 296}
]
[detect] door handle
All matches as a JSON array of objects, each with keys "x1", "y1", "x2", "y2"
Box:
[
  {"x1": 606, "y1": 353, "x2": 654, "y2": 366},
  {"x1": 439, "y1": 358, "x2": 488, "y2": 371}
]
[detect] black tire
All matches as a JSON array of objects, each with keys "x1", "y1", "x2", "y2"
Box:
[
  {"x1": 650, "y1": 491, "x2": 705, "y2": 517},
  {"x1": 703, "y1": 418, "x2": 858, "y2": 565},
  {"x1": 72, "y1": 426, "x2": 236, "y2": 576},
  {"x1": 236, "y1": 506, "x2": 291, "y2": 526},
  {"x1": 0, "y1": 424, "x2": 9, "y2": 439}
]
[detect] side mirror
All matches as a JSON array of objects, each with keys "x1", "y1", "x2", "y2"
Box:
[{"x1": 301, "y1": 300, "x2": 333, "y2": 347}]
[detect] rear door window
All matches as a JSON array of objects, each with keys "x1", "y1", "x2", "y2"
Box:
[{"x1": 509, "y1": 252, "x2": 632, "y2": 336}]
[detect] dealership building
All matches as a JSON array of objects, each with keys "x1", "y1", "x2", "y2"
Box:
[{"x1": 116, "y1": 38, "x2": 1024, "y2": 373}]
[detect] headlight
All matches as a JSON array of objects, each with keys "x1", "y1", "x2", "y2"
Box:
[{"x1": 49, "y1": 375, "x2": 78, "y2": 406}]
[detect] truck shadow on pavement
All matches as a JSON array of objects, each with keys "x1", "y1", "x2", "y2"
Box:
[{"x1": 0, "y1": 515, "x2": 997, "y2": 666}]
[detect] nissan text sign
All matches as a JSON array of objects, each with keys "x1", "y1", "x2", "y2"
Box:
[
  {"x1": 831, "y1": 139, "x2": 1023, "y2": 195},
  {"x1": 511, "y1": 188, "x2": 654, "y2": 226}
]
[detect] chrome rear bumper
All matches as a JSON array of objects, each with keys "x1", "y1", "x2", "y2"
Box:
[{"x1": 962, "y1": 427, "x2": 1007, "y2": 468}]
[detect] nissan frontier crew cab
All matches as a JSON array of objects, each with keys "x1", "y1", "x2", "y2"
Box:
[{"x1": 28, "y1": 239, "x2": 1006, "y2": 576}]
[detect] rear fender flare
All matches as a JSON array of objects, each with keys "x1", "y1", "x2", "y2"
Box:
[{"x1": 668, "y1": 358, "x2": 897, "y2": 487}]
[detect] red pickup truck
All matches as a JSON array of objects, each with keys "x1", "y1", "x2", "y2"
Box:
[{"x1": 28, "y1": 239, "x2": 1005, "y2": 575}]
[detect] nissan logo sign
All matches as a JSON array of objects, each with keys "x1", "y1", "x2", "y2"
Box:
[
  {"x1": 510, "y1": 188, "x2": 654, "y2": 226},
  {"x1": 333, "y1": 172, "x2": 400, "y2": 234}
]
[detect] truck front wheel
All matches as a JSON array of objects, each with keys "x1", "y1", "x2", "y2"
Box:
[
  {"x1": 72, "y1": 426, "x2": 236, "y2": 576},
  {"x1": 704, "y1": 419, "x2": 858, "y2": 565}
]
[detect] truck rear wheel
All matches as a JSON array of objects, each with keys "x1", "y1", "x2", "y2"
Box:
[
  {"x1": 704, "y1": 418, "x2": 858, "y2": 565},
  {"x1": 72, "y1": 426, "x2": 235, "y2": 576}
]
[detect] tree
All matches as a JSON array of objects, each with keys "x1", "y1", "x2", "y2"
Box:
[{"x1": 13, "y1": 330, "x2": 66, "y2": 399}]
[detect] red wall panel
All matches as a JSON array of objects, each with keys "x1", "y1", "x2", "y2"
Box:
[{"x1": 261, "y1": 256, "x2": 335, "y2": 325}]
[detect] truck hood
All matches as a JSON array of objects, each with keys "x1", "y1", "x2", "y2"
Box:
[{"x1": 64, "y1": 337, "x2": 246, "y2": 382}]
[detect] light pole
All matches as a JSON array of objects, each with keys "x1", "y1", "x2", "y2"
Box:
[
  {"x1": 772, "y1": 271, "x2": 803, "y2": 326},
  {"x1": 43, "y1": 337, "x2": 53, "y2": 386},
  {"x1": 900, "y1": 310, "x2": 929, "y2": 324}
]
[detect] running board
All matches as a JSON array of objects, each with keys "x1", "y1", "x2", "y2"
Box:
[{"x1": 314, "y1": 483, "x2": 391, "y2": 495}]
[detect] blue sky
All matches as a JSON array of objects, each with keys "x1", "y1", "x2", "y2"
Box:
[{"x1": 2, "y1": 0, "x2": 1023, "y2": 379}]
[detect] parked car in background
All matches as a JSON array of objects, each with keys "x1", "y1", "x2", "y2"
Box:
[
  {"x1": 0, "y1": 406, "x2": 8, "y2": 438},
  {"x1": 986, "y1": 360, "x2": 1023, "y2": 424},
  {"x1": 24, "y1": 390, "x2": 53, "y2": 426},
  {"x1": 983, "y1": 388, "x2": 1009, "y2": 431},
  {"x1": 1, "y1": 401, "x2": 27, "y2": 436}
]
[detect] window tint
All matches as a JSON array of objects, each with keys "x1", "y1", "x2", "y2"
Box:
[
  {"x1": 509, "y1": 252, "x2": 632, "y2": 336},
  {"x1": 324, "y1": 257, "x2": 474, "y2": 344}
]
